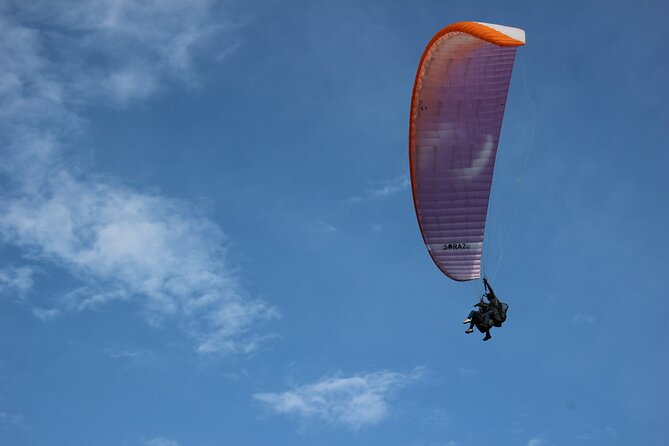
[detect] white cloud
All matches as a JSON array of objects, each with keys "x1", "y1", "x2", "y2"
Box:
[
  {"x1": 104, "y1": 64, "x2": 160, "y2": 104},
  {"x1": 32, "y1": 307, "x2": 61, "y2": 321},
  {"x1": 0, "y1": 266, "x2": 35, "y2": 299},
  {"x1": 1, "y1": 170, "x2": 279, "y2": 353},
  {"x1": 0, "y1": 2, "x2": 276, "y2": 354},
  {"x1": 105, "y1": 347, "x2": 160, "y2": 368},
  {"x1": 369, "y1": 175, "x2": 410, "y2": 199},
  {"x1": 527, "y1": 438, "x2": 546, "y2": 446},
  {"x1": 254, "y1": 369, "x2": 424, "y2": 431},
  {"x1": 8, "y1": 0, "x2": 233, "y2": 91},
  {"x1": 345, "y1": 174, "x2": 410, "y2": 205}
]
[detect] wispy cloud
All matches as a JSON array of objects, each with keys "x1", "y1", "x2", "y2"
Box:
[
  {"x1": 527, "y1": 437, "x2": 546, "y2": 446},
  {"x1": 142, "y1": 438, "x2": 180, "y2": 446},
  {"x1": 572, "y1": 314, "x2": 595, "y2": 324},
  {"x1": 0, "y1": 410, "x2": 28, "y2": 431},
  {"x1": 344, "y1": 174, "x2": 410, "y2": 205},
  {"x1": 2, "y1": 165, "x2": 280, "y2": 354},
  {"x1": 105, "y1": 347, "x2": 161, "y2": 368},
  {"x1": 0, "y1": 2, "x2": 276, "y2": 354},
  {"x1": 254, "y1": 368, "x2": 424, "y2": 431},
  {"x1": 6, "y1": 0, "x2": 235, "y2": 102},
  {"x1": 457, "y1": 367, "x2": 479, "y2": 377},
  {"x1": 0, "y1": 266, "x2": 35, "y2": 299},
  {"x1": 304, "y1": 220, "x2": 337, "y2": 235},
  {"x1": 576, "y1": 425, "x2": 616, "y2": 441},
  {"x1": 32, "y1": 307, "x2": 61, "y2": 321}
]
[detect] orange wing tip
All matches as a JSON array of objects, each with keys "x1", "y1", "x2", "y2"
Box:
[{"x1": 440, "y1": 21, "x2": 526, "y2": 46}]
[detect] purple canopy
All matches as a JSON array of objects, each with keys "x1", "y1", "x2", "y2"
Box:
[{"x1": 409, "y1": 22, "x2": 525, "y2": 281}]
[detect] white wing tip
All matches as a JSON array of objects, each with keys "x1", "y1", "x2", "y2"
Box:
[{"x1": 475, "y1": 22, "x2": 526, "y2": 44}]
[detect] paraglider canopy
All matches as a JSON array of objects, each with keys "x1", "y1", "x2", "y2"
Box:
[{"x1": 409, "y1": 22, "x2": 525, "y2": 281}]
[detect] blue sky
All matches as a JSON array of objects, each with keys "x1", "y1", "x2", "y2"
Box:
[{"x1": 1, "y1": 0, "x2": 667, "y2": 445}]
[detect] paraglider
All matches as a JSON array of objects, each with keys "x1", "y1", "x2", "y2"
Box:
[
  {"x1": 464, "y1": 277, "x2": 508, "y2": 341},
  {"x1": 408, "y1": 22, "x2": 524, "y2": 340}
]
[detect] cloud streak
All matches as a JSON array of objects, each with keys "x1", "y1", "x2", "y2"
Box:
[
  {"x1": 254, "y1": 369, "x2": 424, "y2": 431},
  {"x1": 344, "y1": 174, "x2": 410, "y2": 205},
  {"x1": 0, "y1": 1, "x2": 276, "y2": 354},
  {"x1": 142, "y1": 438, "x2": 180, "y2": 446},
  {"x1": 105, "y1": 347, "x2": 161, "y2": 369}
]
